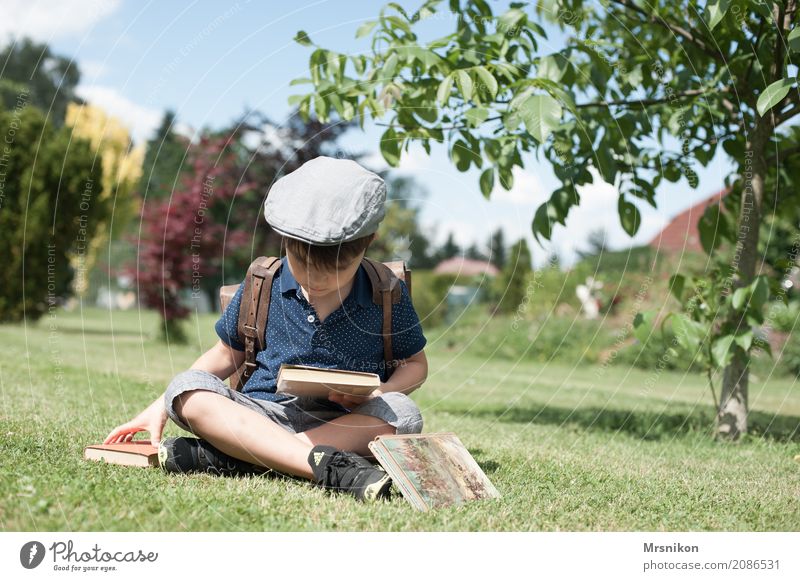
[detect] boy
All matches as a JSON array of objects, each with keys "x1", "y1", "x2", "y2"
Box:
[{"x1": 104, "y1": 156, "x2": 428, "y2": 502}]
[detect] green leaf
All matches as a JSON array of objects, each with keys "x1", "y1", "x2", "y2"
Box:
[
  {"x1": 437, "y1": 74, "x2": 454, "y2": 105},
  {"x1": 538, "y1": 54, "x2": 567, "y2": 82},
  {"x1": 532, "y1": 202, "x2": 557, "y2": 241},
  {"x1": 381, "y1": 53, "x2": 399, "y2": 80},
  {"x1": 734, "y1": 330, "x2": 754, "y2": 352},
  {"x1": 465, "y1": 107, "x2": 489, "y2": 127},
  {"x1": 497, "y1": 8, "x2": 526, "y2": 32},
  {"x1": 712, "y1": 335, "x2": 735, "y2": 367},
  {"x1": 669, "y1": 274, "x2": 686, "y2": 302},
  {"x1": 706, "y1": 0, "x2": 729, "y2": 31},
  {"x1": 474, "y1": 67, "x2": 498, "y2": 98},
  {"x1": 789, "y1": 27, "x2": 800, "y2": 53},
  {"x1": 356, "y1": 20, "x2": 378, "y2": 38},
  {"x1": 380, "y1": 128, "x2": 401, "y2": 167},
  {"x1": 518, "y1": 94, "x2": 562, "y2": 144},
  {"x1": 480, "y1": 168, "x2": 494, "y2": 199},
  {"x1": 313, "y1": 94, "x2": 327, "y2": 120},
  {"x1": 618, "y1": 196, "x2": 642, "y2": 237},
  {"x1": 456, "y1": 70, "x2": 474, "y2": 101},
  {"x1": 732, "y1": 286, "x2": 750, "y2": 310},
  {"x1": 698, "y1": 203, "x2": 723, "y2": 254},
  {"x1": 633, "y1": 310, "x2": 656, "y2": 344},
  {"x1": 757, "y1": 77, "x2": 796, "y2": 116},
  {"x1": 750, "y1": 275, "x2": 769, "y2": 311},
  {"x1": 671, "y1": 314, "x2": 706, "y2": 352},
  {"x1": 294, "y1": 30, "x2": 313, "y2": 46},
  {"x1": 451, "y1": 140, "x2": 475, "y2": 171}
]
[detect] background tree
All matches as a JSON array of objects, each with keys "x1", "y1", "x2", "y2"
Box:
[
  {"x1": 487, "y1": 227, "x2": 507, "y2": 269},
  {"x1": 138, "y1": 110, "x2": 189, "y2": 201},
  {"x1": 577, "y1": 228, "x2": 609, "y2": 260},
  {"x1": 291, "y1": 0, "x2": 800, "y2": 440},
  {"x1": 495, "y1": 238, "x2": 533, "y2": 314},
  {"x1": 367, "y1": 174, "x2": 437, "y2": 267},
  {"x1": 0, "y1": 38, "x2": 80, "y2": 126},
  {"x1": 132, "y1": 133, "x2": 252, "y2": 342},
  {"x1": 436, "y1": 232, "x2": 462, "y2": 263},
  {"x1": 0, "y1": 107, "x2": 103, "y2": 322},
  {"x1": 64, "y1": 103, "x2": 144, "y2": 297}
]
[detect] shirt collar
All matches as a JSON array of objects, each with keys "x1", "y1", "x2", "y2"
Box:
[{"x1": 278, "y1": 256, "x2": 372, "y2": 309}]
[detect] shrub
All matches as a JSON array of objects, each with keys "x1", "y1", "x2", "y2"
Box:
[{"x1": 0, "y1": 106, "x2": 103, "y2": 322}]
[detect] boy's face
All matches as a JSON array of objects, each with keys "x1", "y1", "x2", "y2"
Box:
[{"x1": 285, "y1": 248, "x2": 365, "y2": 300}]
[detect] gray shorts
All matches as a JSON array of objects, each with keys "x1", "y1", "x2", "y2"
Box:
[{"x1": 164, "y1": 369, "x2": 423, "y2": 435}]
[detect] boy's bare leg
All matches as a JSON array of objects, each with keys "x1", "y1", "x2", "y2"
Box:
[
  {"x1": 294, "y1": 414, "x2": 396, "y2": 456},
  {"x1": 174, "y1": 390, "x2": 314, "y2": 479}
]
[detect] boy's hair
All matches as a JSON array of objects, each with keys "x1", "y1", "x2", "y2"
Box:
[{"x1": 281, "y1": 233, "x2": 374, "y2": 272}]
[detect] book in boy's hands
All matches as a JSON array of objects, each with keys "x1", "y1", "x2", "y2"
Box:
[
  {"x1": 84, "y1": 441, "x2": 160, "y2": 468},
  {"x1": 276, "y1": 364, "x2": 380, "y2": 398},
  {"x1": 368, "y1": 432, "x2": 501, "y2": 511}
]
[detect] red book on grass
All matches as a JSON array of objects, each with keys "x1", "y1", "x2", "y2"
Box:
[{"x1": 84, "y1": 441, "x2": 159, "y2": 468}]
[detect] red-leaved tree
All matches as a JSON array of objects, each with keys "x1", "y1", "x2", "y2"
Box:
[{"x1": 133, "y1": 134, "x2": 252, "y2": 342}]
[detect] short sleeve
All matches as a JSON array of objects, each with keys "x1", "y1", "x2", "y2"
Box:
[
  {"x1": 214, "y1": 281, "x2": 246, "y2": 351},
  {"x1": 390, "y1": 279, "x2": 427, "y2": 360}
]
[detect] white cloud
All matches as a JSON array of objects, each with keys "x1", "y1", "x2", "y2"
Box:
[
  {"x1": 0, "y1": 0, "x2": 121, "y2": 42},
  {"x1": 78, "y1": 60, "x2": 109, "y2": 81},
  {"x1": 545, "y1": 169, "x2": 668, "y2": 266},
  {"x1": 75, "y1": 85, "x2": 161, "y2": 145},
  {"x1": 491, "y1": 167, "x2": 547, "y2": 205}
]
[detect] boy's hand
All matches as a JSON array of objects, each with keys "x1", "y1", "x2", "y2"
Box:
[
  {"x1": 104, "y1": 395, "x2": 168, "y2": 447},
  {"x1": 327, "y1": 388, "x2": 383, "y2": 410}
]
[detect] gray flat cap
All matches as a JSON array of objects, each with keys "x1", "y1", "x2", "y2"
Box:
[{"x1": 264, "y1": 156, "x2": 386, "y2": 246}]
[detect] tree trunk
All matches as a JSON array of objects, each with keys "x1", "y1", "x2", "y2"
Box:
[{"x1": 716, "y1": 120, "x2": 770, "y2": 440}]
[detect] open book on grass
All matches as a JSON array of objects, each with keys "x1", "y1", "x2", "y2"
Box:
[
  {"x1": 84, "y1": 441, "x2": 159, "y2": 468},
  {"x1": 368, "y1": 432, "x2": 501, "y2": 511},
  {"x1": 276, "y1": 364, "x2": 380, "y2": 398}
]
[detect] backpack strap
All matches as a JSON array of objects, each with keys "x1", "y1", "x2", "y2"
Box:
[
  {"x1": 361, "y1": 257, "x2": 403, "y2": 380},
  {"x1": 236, "y1": 256, "x2": 281, "y2": 389}
]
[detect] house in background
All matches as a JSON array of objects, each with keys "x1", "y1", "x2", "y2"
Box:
[
  {"x1": 433, "y1": 256, "x2": 501, "y2": 321},
  {"x1": 648, "y1": 187, "x2": 731, "y2": 253}
]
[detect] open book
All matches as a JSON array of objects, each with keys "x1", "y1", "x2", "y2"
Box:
[
  {"x1": 276, "y1": 364, "x2": 380, "y2": 398},
  {"x1": 368, "y1": 432, "x2": 501, "y2": 511},
  {"x1": 84, "y1": 441, "x2": 159, "y2": 468}
]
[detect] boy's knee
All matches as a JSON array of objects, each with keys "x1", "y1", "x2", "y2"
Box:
[
  {"x1": 379, "y1": 391, "x2": 423, "y2": 435},
  {"x1": 164, "y1": 369, "x2": 226, "y2": 429}
]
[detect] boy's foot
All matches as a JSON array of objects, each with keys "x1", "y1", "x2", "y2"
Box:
[
  {"x1": 308, "y1": 445, "x2": 392, "y2": 502},
  {"x1": 158, "y1": 437, "x2": 266, "y2": 477}
]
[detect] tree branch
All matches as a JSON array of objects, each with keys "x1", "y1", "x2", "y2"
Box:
[
  {"x1": 575, "y1": 87, "x2": 727, "y2": 109},
  {"x1": 609, "y1": 0, "x2": 726, "y2": 62},
  {"x1": 777, "y1": 102, "x2": 800, "y2": 126}
]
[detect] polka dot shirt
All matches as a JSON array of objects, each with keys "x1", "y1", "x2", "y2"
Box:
[{"x1": 215, "y1": 256, "x2": 427, "y2": 401}]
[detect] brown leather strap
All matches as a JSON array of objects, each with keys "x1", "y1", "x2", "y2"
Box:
[
  {"x1": 236, "y1": 256, "x2": 281, "y2": 389},
  {"x1": 361, "y1": 257, "x2": 402, "y2": 379}
]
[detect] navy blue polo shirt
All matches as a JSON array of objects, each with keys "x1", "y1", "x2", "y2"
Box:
[{"x1": 214, "y1": 256, "x2": 427, "y2": 401}]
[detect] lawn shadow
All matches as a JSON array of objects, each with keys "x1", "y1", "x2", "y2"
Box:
[
  {"x1": 467, "y1": 447, "x2": 500, "y2": 474},
  {"x1": 443, "y1": 404, "x2": 800, "y2": 442},
  {"x1": 55, "y1": 327, "x2": 144, "y2": 338}
]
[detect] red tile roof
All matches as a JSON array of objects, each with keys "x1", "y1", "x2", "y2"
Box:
[
  {"x1": 433, "y1": 256, "x2": 501, "y2": 277},
  {"x1": 648, "y1": 187, "x2": 731, "y2": 253}
]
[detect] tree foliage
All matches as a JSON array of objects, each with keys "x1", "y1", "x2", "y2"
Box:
[
  {"x1": 0, "y1": 38, "x2": 81, "y2": 127},
  {"x1": 0, "y1": 107, "x2": 103, "y2": 322},
  {"x1": 291, "y1": 0, "x2": 800, "y2": 439},
  {"x1": 64, "y1": 103, "x2": 144, "y2": 297},
  {"x1": 132, "y1": 134, "x2": 252, "y2": 342}
]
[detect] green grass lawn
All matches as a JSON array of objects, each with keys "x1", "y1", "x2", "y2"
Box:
[{"x1": 1, "y1": 306, "x2": 798, "y2": 531}]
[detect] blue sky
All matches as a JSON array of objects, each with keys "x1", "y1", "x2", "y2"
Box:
[{"x1": 3, "y1": 0, "x2": 734, "y2": 266}]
